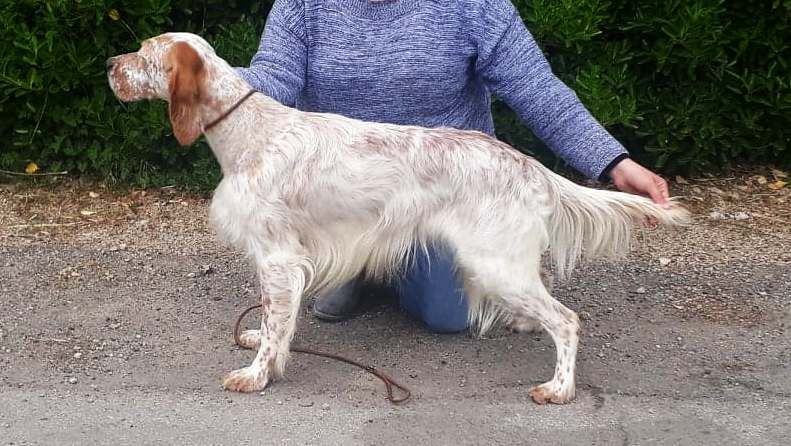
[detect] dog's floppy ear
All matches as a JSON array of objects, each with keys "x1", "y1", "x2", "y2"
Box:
[{"x1": 167, "y1": 41, "x2": 205, "y2": 146}]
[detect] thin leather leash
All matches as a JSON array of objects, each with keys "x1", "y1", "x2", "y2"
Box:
[
  {"x1": 203, "y1": 89, "x2": 258, "y2": 131},
  {"x1": 233, "y1": 304, "x2": 412, "y2": 404}
]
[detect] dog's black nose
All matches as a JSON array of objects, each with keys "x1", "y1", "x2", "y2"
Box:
[{"x1": 105, "y1": 57, "x2": 116, "y2": 71}]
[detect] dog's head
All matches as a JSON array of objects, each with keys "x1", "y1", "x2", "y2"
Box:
[{"x1": 107, "y1": 33, "x2": 215, "y2": 145}]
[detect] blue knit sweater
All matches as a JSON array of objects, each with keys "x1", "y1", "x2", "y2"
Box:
[{"x1": 236, "y1": 0, "x2": 628, "y2": 180}]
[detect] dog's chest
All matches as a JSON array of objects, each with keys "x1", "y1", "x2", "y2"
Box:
[{"x1": 208, "y1": 177, "x2": 281, "y2": 248}]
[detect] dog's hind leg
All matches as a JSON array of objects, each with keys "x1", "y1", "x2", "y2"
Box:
[
  {"x1": 463, "y1": 251, "x2": 579, "y2": 404},
  {"x1": 506, "y1": 268, "x2": 554, "y2": 334},
  {"x1": 506, "y1": 314, "x2": 543, "y2": 334},
  {"x1": 222, "y1": 254, "x2": 308, "y2": 393},
  {"x1": 500, "y1": 274, "x2": 579, "y2": 404}
]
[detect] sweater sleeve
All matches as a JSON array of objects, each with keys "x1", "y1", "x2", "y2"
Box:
[
  {"x1": 235, "y1": 0, "x2": 307, "y2": 107},
  {"x1": 472, "y1": 0, "x2": 628, "y2": 180}
]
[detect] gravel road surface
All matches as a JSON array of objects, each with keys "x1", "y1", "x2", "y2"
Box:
[{"x1": 1, "y1": 174, "x2": 789, "y2": 445}]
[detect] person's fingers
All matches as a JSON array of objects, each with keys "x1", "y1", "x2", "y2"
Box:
[
  {"x1": 647, "y1": 182, "x2": 666, "y2": 205},
  {"x1": 620, "y1": 176, "x2": 655, "y2": 201},
  {"x1": 655, "y1": 176, "x2": 670, "y2": 202},
  {"x1": 610, "y1": 161, "x2": 670, "y2": 206},
  {"x1": 612, "y1": 177, "x2": 637, "y2": 195}
]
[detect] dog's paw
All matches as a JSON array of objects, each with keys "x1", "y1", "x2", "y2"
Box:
[
  {"x1": 221, "y1": 366, "x2": 270, "y2": 393},
  {"x1": 507, "y1": 316, "x2": 543, "y2": 334},
  {"x1": 237, "y1": 329, "x2": 261, "y2": 350},
  {"x1": 528, "y1": 381, "x2": 575, "y2": 405}
]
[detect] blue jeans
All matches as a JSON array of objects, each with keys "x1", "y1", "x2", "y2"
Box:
[{"x1": 396, "y1": 243, "x2": 469, "y2": 333}]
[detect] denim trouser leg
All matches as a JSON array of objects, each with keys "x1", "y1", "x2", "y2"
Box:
[{"x1": 397, "y1": 243, "x2": 469, "y2": 333}]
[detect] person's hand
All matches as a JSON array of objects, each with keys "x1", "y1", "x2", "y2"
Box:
[{"x1": 608, "y1": 158, "x2": 669, "y2": 206}]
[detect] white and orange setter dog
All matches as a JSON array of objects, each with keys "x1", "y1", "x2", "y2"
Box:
[{"x1": 107, "y1": 33, "x2": 688, "y2": 404}]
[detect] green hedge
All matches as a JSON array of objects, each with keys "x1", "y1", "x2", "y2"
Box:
[
  {"x1": 499, "y1": 0, "x2": 791, "y2": 172},
  {"x1": 0, "y1": 0, "x2": 266, "y2": 189},
  {"x1": 1, "y1": 0, "x2": 789, "y2": 189}
]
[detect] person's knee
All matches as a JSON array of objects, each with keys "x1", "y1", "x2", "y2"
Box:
[
  {"x1": 409, "y1": 273, "x2": 470, "y2": 333},
  {"x1": 399, "y1": 242, "x2": 470, "y2": 333},
  {"x1": 421, "y1": 303, "x2": 469, "y2": 333}
]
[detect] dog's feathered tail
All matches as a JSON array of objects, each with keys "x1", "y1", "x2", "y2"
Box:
[
  {"x1": 540, "y1": 168, "x2": 690, "y2": 281},
  {"x1": 468, "y1": 165, "x2": 689, "y2": 337}
]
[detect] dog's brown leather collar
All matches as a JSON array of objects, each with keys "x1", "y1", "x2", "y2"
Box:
[{"x1": 203, "y1": 89, "x2": 258, "y2": 132}]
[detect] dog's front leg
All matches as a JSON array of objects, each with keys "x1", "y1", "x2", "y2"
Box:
[{"x1": 222, "y1": 254, "x2": 307, "y2": 393}]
